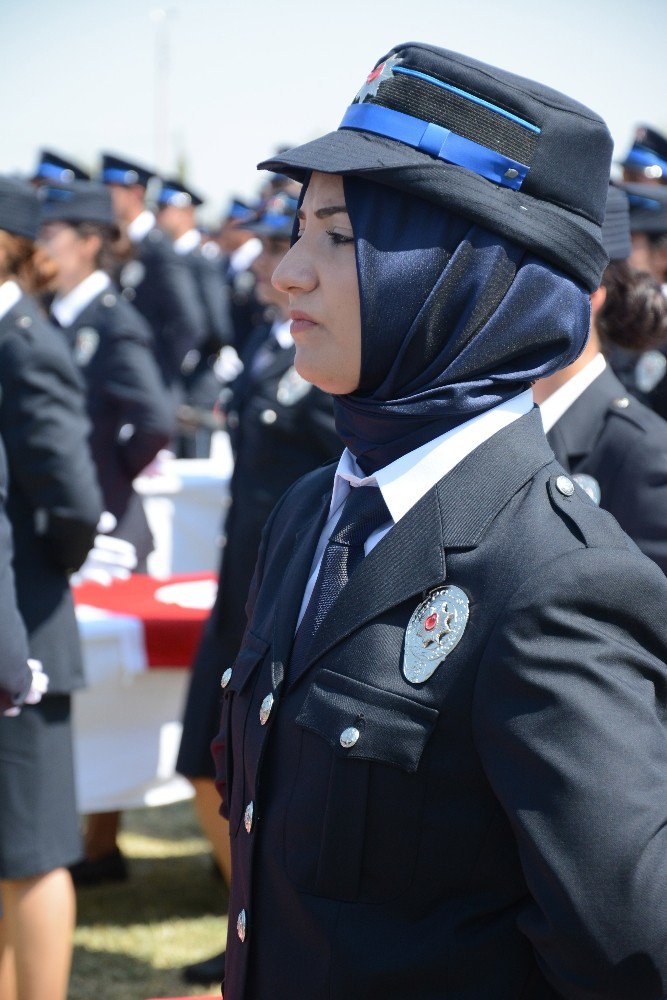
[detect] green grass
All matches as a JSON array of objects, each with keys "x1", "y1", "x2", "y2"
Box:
[{"x1": 70, "y1": 801, "x2": 228, "y2": 1000}]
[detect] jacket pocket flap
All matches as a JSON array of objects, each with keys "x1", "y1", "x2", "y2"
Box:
[
  {"x1": 224, "y1": 630, "x2": 269, "y2": 694},
  {"x1": 296, "y1": 669, "x2": 438, "y2": 772}
]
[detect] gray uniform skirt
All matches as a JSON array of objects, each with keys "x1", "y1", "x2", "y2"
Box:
[{"x1": 0, "y1": 694, "x2": 81, "y2": 879}]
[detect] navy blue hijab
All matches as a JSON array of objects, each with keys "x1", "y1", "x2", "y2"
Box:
[{"x1": 328, "y1": 175, "x2": 591, "y2": 474}]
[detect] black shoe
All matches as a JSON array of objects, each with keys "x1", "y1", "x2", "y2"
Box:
[
  {"x1": 183, "y1": 949, "x2": 226, "y2": 985},
  {"x1": 69, "y1": 848, "x2": 129, "y2": 887}
]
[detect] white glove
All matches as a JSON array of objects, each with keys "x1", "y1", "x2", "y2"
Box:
[
  {"x1": 71, "y1": 534, "x2": 138, "y2": 587},
  {"x1": 3, "y1": 659, "x2": 49, "y2": 717}
]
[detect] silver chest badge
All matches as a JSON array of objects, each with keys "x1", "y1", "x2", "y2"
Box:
[
  {"x1": 403, "y1": 586, "x2": 469, "y2": 684},
  {"x1": 74, "y1": 327, "x2": 100, "y2": 366}
]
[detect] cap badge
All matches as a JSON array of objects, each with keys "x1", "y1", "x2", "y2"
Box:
[
  {"x1": 403, "y1": 586, "x2": 469, "y2": 684},
  {"x1": 74, "y1": 327, "x2": 100, "y2": 367},
  {"x1": 277, "y1": 366, "x2": 312, "y2": 406},
  {"x1": 354, "y1": 53, "x2": 403, "y2": 104}
]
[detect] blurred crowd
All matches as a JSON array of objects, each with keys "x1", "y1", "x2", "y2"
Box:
[{"x1": 0, "y1": 119, "x2": 666, "y2": 999}]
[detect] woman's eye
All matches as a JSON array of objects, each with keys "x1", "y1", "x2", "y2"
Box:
[{"x1": 326, "y1": 229, "x2": 354, "y2": 246}]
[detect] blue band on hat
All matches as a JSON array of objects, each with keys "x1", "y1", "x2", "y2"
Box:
[
  {"x1": 259, "y1": 212, "x2": 292, "y2": 230},
  {"x1": 37, "y1": 162, "x2": 74, "y2": 182},
  {"x1": 229, "y1": 203, "x2": 254, "y2": 220},
  {"x1": 340, "y1": 103, "x2": 529, "y2": 190},
  {"x1": 102, "y1": 167, "x2": 136, "y2": 185},
  {"x1": 159, "y1": 186, "x2": 190, "y2": 206},
  {"x1": 625, "y1": 146, "x2": 667, "y2": 176},
  {"x1": 393, "y1": 67, "x2": 541, "y2": 134}
]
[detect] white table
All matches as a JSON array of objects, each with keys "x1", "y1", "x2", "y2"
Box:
[
  {"x1": 135, "y1": 437, "x2": 233, "y2": 578},
  {"x1": 72, "y1": 577, "x2": 216, "y2": 813}
]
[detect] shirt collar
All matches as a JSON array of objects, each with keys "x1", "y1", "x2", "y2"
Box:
[
  {"x1": 127, "y1": 209, "x2": 156, "y2": 243},
  {"x1": 331, "y1": 388, "x2": 535, "y2": 523},
  {"x1": 538, "y1": 353, "x2": 606, "y2": 433},
  {"x1": 173, "y1": 228, "x2": 201, "y2": 255},
  {"x1": 0, "y1": 280, "x2": 22, "y2": 322},
  {"x1": 51, "y1": 270, "x2": 111, "y2": 328}
]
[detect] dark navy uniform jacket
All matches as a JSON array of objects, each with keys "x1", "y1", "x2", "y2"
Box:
[
  {"x1": 176, "y1": 328, "x2": 340, "y2": 779},
  {"x1": 119, "y1": 226, "x2": 207, "y2": 388},
  {"x1": 214, "y1": 407, "x2": 667, "y2": 1000},
  {"x1": 0, "y1": 437, "x2": 32, "y2": 712},
  {"x1": 180, "y1": 241, "x2": 233, "y2": 418},
  {"x1": 547, "y1": 365, "x2": 667, "y2": 576},
  {"x1": 0, "y1": 295, "x2": 103, "y2": 693},
  {"x1": 61, "y1": 288, "x2": 174, "y2": 561}
]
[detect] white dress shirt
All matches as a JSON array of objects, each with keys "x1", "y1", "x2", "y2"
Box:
[
  {"x1": 297, "y1": 389, "x2": 534, "y2": 625},
  {"x1": 127, "y1": 209, "x2": 156, "y2": 244},
  {"x1": 51, "y1": 270, "x2": 111, "y2": 328},
  {"x1": 538, "y1": 353, "x2": 606, "y2": 433},
  {"x1": 0, "y1": 280, "x2": 22, "y2": 322},
  {"x1": 173, "y1": 228, "x2": 201, "y2": 255}
]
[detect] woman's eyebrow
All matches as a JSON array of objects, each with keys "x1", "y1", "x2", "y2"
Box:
[{"x1": 314, "y1": 205, "x2": 349, "y2": 219}]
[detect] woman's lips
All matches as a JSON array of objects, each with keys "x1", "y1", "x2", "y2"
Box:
[{"x1": 289, "y1": 310, "x2": 317, "y2": 334}]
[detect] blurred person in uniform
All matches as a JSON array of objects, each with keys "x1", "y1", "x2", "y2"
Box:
[
  {"x1": 534, "y1": 184, "x2": 667, "y2": 575},
  {"x1": 32, "y1": 148, "x2": 90, "y2": 187},
  {"x1": 620, "y1": 124, "x2": 667, "y2": 185},
  {"x1": 100, "y1": 153, "x2": 207, "y2": 399},
  {"x1": 214, "y1": 44, "x2": 667, "y2": 1000},
  {"x1": 176, "y1": 190, "x2": 340, "y2": 988},
  {"x1": 0, "y1": 177, "x2": 103, "y2": 1000},
  {"x1": 38, "y1": 180, "x2": 175, "y2": 886},
  {"x1": 217, "y1": 197, "x2": 263, "y2": 357},
  {"x1": 604, "y1": 183, "x2": 667, "y2": 417},
  {"x1": 156, "y1": 177, "x2": 233, "y2": 456}
]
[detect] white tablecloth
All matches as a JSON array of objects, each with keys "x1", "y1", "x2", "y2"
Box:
[
  {"x1": 135, "y1": 438, "x2": 233, "y2": 578},
  {"x1": 72, "y1": 449, "x2": 232, "y2": 813}
]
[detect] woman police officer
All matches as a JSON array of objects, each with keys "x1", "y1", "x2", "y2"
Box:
[
  {"x1": 0, "y1": 177, "x2": 103, "y2": 1000},
  {"x1": 212, "y1": 43, "x2": 667, "y2": 1000}
]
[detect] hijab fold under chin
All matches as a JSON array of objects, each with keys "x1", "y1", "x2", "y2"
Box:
[{"x1": 333, "y1": 176, "x2": 591, "y2": 475}]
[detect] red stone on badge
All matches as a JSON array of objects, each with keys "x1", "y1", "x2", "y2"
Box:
[
  {"x1": 424, "y1": 612, "x2": 438, "y2": 631},
  {"x1": 366, "y1": 63, "x2": 384, "y2": 83}
]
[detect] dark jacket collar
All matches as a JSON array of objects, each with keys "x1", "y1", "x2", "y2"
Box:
[
  {"x1": 546, "y1": 365, "x2": 628, "y2": 465},
  {"x1": 278, "y1": 406, "x2": 554, "y2": 687}
]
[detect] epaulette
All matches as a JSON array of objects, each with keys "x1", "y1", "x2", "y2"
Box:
[{"x1": 546, "y1": 471, "x2": 624, "y2": 549}]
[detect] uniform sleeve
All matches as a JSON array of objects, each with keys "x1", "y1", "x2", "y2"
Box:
[
  {"x1": 197, "y1": 254, "x2": 234, "y2": 349},
  {"x1": 0, "y1": 329, "x2": 103, "y2": 572},
  {"x1": 103, "y1": 330, "x2": 175, "y2": 478},
  {"x1": 473, "y1": 544, "x2": 667, "y2": 1000},
  {"x1": 0, "y1": 452, "x2": 31, "y2": 711},
  {"x1": 153, "y1": 242, "x2": 207, "y2": 373}
]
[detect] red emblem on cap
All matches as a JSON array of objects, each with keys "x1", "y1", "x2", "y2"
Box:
[
  {"x1": 354, "y1": 53, "x2": 403, "y2": 104},
  {"x1": 424, "y1": 612, "x2": 438, "y2": 631}
]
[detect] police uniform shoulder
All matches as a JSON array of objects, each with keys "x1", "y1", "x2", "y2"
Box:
[
  {"x1": 545, "y1": 468, "x2": 629, "y2": 550},
  {"x1": 606, "y1": 390, "x2": 667, "y2": 436},
  {"x1": 102, "y1": 292, "x2": 153, "y2": 344}
]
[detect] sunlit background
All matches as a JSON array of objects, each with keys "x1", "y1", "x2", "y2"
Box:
[{"x1": 3, "y1": 0, "x2": 665, "y2": 220}]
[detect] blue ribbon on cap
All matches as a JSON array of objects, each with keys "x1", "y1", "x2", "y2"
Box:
[
  {"x1": 37, "y1": 162, "x2": 74, "y2": 182},
  {"x1": 339, "y1": 103, "x2": 529, "y2": 190},
  {"x1": 625, "y1": 146, "x2": 667, "y2": 176},
  {"x1": 102, "y1": 167, "x2": 138, "y2": 185}
]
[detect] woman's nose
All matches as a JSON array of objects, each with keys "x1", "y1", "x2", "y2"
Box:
[{"x1": 272, "y1": 239, "x2": 316, "y2": 295}]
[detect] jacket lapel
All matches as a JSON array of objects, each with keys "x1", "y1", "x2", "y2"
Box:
[
  {"x1": 272, "y1": 481, "x2": 334, "y2": 677},
  {"x1": 288, "y1": 407, "x2": 554, "y2": 688}
]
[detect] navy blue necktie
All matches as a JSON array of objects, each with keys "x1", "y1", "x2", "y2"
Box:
[{"x1": 289, "y1": 485, "x2": 390, "y2": 675}]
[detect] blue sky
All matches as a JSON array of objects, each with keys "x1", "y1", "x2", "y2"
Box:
[{"x1": 2, "y1": 0, "x2": 665, "y2": 220}]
